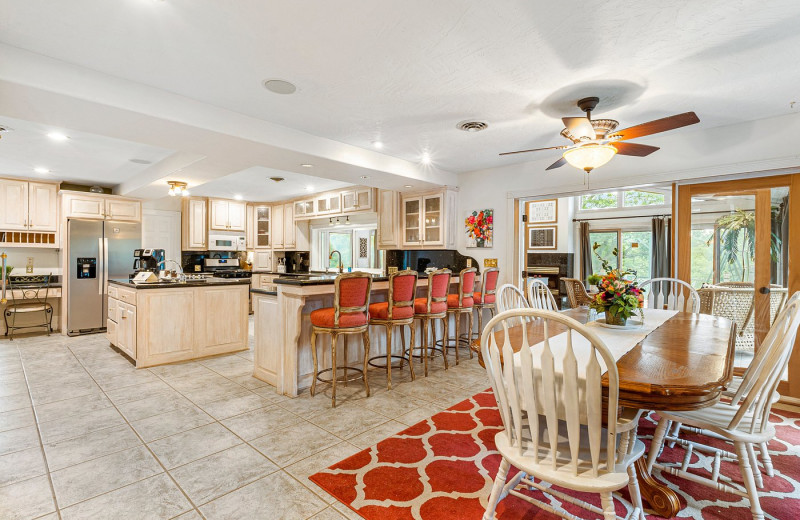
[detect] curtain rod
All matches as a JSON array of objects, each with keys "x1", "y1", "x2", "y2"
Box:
[{"x1": 572, "y1": 209, "x2": 744, "y2": 223}]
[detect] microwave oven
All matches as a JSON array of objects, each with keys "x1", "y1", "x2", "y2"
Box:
[{"x1": 208, "y1": 233, "x2": 246, "y2": 251}]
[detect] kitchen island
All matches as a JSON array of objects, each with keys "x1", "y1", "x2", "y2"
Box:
[
  {"x1": 107, "y1": 278, "x2": 249, "y2": 368},
  {"x1": 252, "y1": 273, "x2": 461, "y2": 396}
]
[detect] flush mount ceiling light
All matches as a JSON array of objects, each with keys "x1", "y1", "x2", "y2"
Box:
[
  {"x1": 403, "y1": 184, "x2": 413, "y2": 188},
  {"x1": 47, "y1": 131, "x2": 69, "y2": 141},
  {"x1": 263, "y1": 79, "x2": 297, "y2": 95},
  {"x1": 167, "y1": 181, "x2": 189, "y2": 197},
  {"x1": 305, "y1": 185, "x2": 314, "y2": 192},
  {"x1": 360, "y1": 175, "x2": 369, "y2": 180},
  {"x1": 372, "y1": 141, "x2": 384, "y2": 149},
  {"x1": 269, "y1": 176, "x2": 285, "y2": 182},
  {"x1": 562, "y1": 143, "x2": 617, "y2": 173},
  {"x1": 34, "y1": 167, "x2": 50, "y2": 174},
  {"x1": 457, "y1": 120, "x2": 489, "y2": 132},
  {"x1": 233, "y1": 194, "x2": 243, "y2": 201}
]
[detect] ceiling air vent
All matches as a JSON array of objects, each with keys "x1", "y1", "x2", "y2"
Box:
[{"x1": 457, "y1": 120, "x2": 489, "y2": 132}]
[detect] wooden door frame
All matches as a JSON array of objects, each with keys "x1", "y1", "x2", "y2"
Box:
[{"x1": 676, "y1": 174, "x2": 800, "y2": 399}]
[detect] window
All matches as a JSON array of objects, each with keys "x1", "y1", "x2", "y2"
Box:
[
  {"x1": 317, "y1": 226, "x2": 383, "y2": 272},
  {"x1": 690, "y1": 228, "x2": 715, "y2": 287},
  {"x1": 588, "y1": 230, "x2": 652, "y2": 279},
  {"x1": 580, "y1": 192, "x2": 617, "y2": 210},
  {"x1": 589, "y1": 231, "x2": 619, "y2": 274},
  {"x1": 623, "y1": 190, "x2": 666, "y2": 207},
  {"x1": 328, "y1": 232, "x2": 354, "y2": 270}
]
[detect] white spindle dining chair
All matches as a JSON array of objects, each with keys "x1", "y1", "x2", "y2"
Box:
[
  {"x1": 495, "y1": 284, "x2": 531, "y2": 329},
  {"x1": 646, "y1": 295, "x2": 800, "y2": 520},
  {"x1": 481, "y1": 309, "x2": 646, "y2": 520},
  {"x1": 526, "y1": 277, "x2": 559, "y2": 311},
  {"x1": 639, "y1": 277, "x2": 700, "y2": 313}
]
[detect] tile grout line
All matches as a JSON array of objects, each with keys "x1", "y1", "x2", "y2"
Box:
[
  {"x1": 15, "y1": 340, "x2": 64, "y2": 520},
  {"x1": 65, "y1": 342, "x2": 205, "y2": 519}
]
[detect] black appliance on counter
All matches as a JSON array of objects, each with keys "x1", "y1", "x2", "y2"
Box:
[
  {"x1": 385, "y1": 249, "x2": 479, "y2": 275},
  {"x1": 281, "y1": 251, "x2": 310, "y2": 273},
  {"x1": 131, "y1": 248, "x2": 165, "y2": 280}
]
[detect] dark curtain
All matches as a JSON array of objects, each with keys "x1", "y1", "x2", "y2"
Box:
[
  {"x1": 579, "y1": 221, "x2": 592, "y2": 281},
  {"x1": 651, "y1": 216, "x2": 671, "y2": 279}
]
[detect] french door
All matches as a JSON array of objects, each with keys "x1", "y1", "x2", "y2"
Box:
[{"x1": 677, "y1": 174, "x2": 800, "y2": 399}]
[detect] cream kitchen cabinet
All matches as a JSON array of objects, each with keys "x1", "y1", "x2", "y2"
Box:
[
  {"x1": 293, "y1": 199, "x2": 314, "y2": 218},
  {"x1": 401, "y1": 189, "x2": 457, "y2": 249},
  {"x1": 254, "y1": 250, "x2": 273, "y2": 271},
  {"x1": 377, "y1": 189, "x2": 400, "y2": 249},
  {"x1": 342, "y1": 188, "x2": 374, "y2": 213},
  {"x1": 253, "y1": 205, "x2": 272, "y2": 249},
  {"x1": 61, "y1": 192, "x2": 141, "y2": 222},
  {"x1": 105, "y1": 198, "x2": 141, "y2": 222},
  {"x1": 283, "y1": 203, "x2": 297, "y2": 249},
  {"x1": 181, "y1": 197, "x2": 208, "y2": 251},
  {"x1": 272, "y1": 203, "x2": 284, "y2": 249},
  {"x1": 209, "y1": 198, "x2": 246, "y2": 232},
  {"x1": 315, "y1": 193, "x2": 340, "y2": 215},
  {"x1": 0, "y1": 179, "x2": 59, "y2": 232}
]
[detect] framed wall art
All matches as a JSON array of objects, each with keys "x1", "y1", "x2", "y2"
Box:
[
  {"x1": 527, "y1": 225, "x2": 557, "y2": 250},
  {"x1": 465, "y1": 208, "x2": 493, "y2": 248},
  {"x1": 526, "y1": 199, "x2": 558, "y2": 224}
]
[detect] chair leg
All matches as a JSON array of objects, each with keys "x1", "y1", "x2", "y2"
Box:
[
  {"x1": 467, "y1": 310, "x2": 474, "y2": 359},
  {"x1": 646, "y1": 417, "x2": 671, "y2": 472},
  {"x1": 600, "y1": 491, "x2": 615, "y2": 520},
  {"x1": 385, "y1": 323, "x2": 393, "y2": 390},
  {"x1": 735, "y1": 441, "x2": 765, "y2": 520},
  {"x1": 331, "y1": 332, "x2": 338, "y2": 408},
  {"x1": 362, "y1": 330, "x2": 371, "y2": 398},
  {"x1": 627, "y1": 464, "x2": 646, "y2": 520},
  {"x1": 454, "y1": 312, "x2": 460, "y2": 365},
  {"x1": 746, "y1": 442, "x2": 764, "y2": 489},
  {"x1": 476, "y1": 306, "x2": 483, "y2": 341},
  {"x1": 408, "y1": 323, "x2": 416, "y2": 381},
  {"x1": 668, "y1": 421, "x2": 682, "y2": 448},
  {"x1": 399, "y1": 325, "x2": 406, "y2": 370},
  {"x1": 422, "y1": 318, "x2": 429, "y2": 377},
  {"x1": 441, "y1": 316, "x2": 449, "y2": 370},
  {"x1": 343, "y1": 335, "x2": 349, "y2": 388},
  {"x1": 310, "y1": 330, "x2": 318, "y2": 397},
  {"x1": 482, "y1": 458, "x2": 510, "y2": 520},
  {"x1": 760, "y1": 442, "x2": 774, "y2": 477}
]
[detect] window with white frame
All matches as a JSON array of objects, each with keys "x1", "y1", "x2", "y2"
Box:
[
  {"x1": 579, "y1": 189, "x2": 668, "y2": 211},
  {"x1": 315, "y1": 225, "x2": 383, "y2": 272}
]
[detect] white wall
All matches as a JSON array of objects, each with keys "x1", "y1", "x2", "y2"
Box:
[
  {"x1": 2, "y1": 248, "x2": 60, "y2": 276},
  {"x1": 456, "y1": 111, "x2": 800, "y2": 286}
]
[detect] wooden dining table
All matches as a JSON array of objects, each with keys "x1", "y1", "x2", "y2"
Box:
[{"x1": 470, "y1": 307, "x2": 737, "y2": 518}]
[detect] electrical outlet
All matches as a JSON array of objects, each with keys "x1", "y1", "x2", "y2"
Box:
[
  {"x1": 26, "y1": 257, "x2": 34, "y2": 274},
  {"x1": 466, "y1": 258, "x2": 472, "y2": 268}
]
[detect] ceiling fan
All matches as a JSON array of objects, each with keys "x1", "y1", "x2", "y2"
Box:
[{"x1": 500, "y1": 97, "x2": 700, "y2": 173}]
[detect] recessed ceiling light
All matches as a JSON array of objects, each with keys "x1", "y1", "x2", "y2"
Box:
[
  {"x1": 372, "y1": 141, "x2": 384, "y2": 149},
  {"x1": 34, "y1": 167, "x2": 50, "y2": 174},
  {"x1": 263, "y1": 79, "x2": 297, "y2": 95},
  {"x1": 234, "y1": 194, "x2": 243, "y2": 201},
  {"x1": 130, "y1": 158, "x2": 152, "y2": 165},
  {"x1": 305, "y1": 185, "x2": 314, "y2": 192},
  {"x1": 421, "y1": 153, "x2": 432, "y2": 165},
  {"x1": 47, "y1": 131, "x2": 69, "y2": 141},
  {"x1": 360, "y1": 175, "x2": 369, "y2": 180},
  {"x1": 269, "y1": 176, "x2": 285, "y2": 182},
  {"x1": 403, "y1": 185, "x2": 413, "y2": 189},
  {"x1": 300, "y1": 163, "x2": 313, "y2": 168}
]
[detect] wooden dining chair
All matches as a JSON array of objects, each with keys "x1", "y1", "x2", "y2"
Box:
[
  {"x1": 526, "y1": 277, "x2": 558, "y2": 311},
  {"x1": 562, "y1": 277, "x2": 593, "y2": 308},
  {"x1": 480, "y1": 308, "x2": 646, "y2": 520},
  {"x1": 639, "y1": 277, "x2": 700, "y2": 313},
  {"x1": 646, "y1": 295, "x2": 800, "y2": 520},
  {"x1": 495, "y1": 284, "x2": 530, "y2": 328}
]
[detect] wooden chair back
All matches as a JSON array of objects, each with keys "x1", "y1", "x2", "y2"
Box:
[
  {"x1": 456, "y1": 267, "x2": 478, "y2": 307},
  {"x1": 420, "y1": 269, "x2": 451, "y2": 314},
  {"x1": 478, "y1": 267, "x2": 500, "y2": 304},
  {"x1": 386, "y1": 269, "x2": 417, "y2": 320},
  {"x1": 527, "y1": 278, "x2": 558, "y2": 311},
  {"x1": 640, "y1": 277, "x2": 700, "y2": 313},
  {"x1": 562, "y1": 278, "x2": 592, "y2": 308},
  {"x1": 333, "y1": 272, "x2": 372, "y2": 327},
  {"x1": 496, "y1": 284, "x2": 530, "y2": 314},
  {"x1": 481, "y1": 308, "x2": 620, "y2": 478}
]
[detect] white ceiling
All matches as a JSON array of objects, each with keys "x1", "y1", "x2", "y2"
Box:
[
  {"x1": 0, "y1": 116, "x2": 173, "y2": 185},
  {"x1": 2, "y1": 0, "x2": 800, "y2": 176}
]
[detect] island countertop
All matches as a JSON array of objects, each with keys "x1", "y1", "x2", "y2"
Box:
[
  {"x1": 273, "y1": 273, "x2": 389, "y2": 286},
  {"x1": 108, "y1": 278, "x2": 251, "y2": 289}
]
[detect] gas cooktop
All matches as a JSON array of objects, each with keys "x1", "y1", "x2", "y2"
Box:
[{"x1": 212, "y1": 270, "x2": 253, "y2": 279}]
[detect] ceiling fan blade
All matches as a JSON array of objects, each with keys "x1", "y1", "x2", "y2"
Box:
[
  {"x1": 545, "y1": 157, "x2": 567, "y2": 170},
  {"x1": 562, "y1": 117, "x2": 595, "y2": 140},
  {"x1": 612, "y1": 142, "x2": 660, "y2": 157},
  {"x1": 609, "y1": 112, "x2": 700, "y2": 141},
  {"x1": 499, "y1": 145, "x2": 567, "y2": 156}
]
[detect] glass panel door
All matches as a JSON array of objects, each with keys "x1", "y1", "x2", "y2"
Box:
[
  {"x1": 423, "y1": 195, "x2": 442, "y2": 245},
  {"x1": 256, "y1": 206, "x2": 270, "y2": 247},
  {"x1": 404, "y1": 198, "x2": 421, "y2": 244}
]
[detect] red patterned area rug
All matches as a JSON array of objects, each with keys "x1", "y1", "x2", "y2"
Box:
[{"x1": 309, "y1": 389, "x2": 800, "y2": 519}]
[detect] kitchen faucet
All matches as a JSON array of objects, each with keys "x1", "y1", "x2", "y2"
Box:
[{"x1": 329, "y1": 250, "x2": 343, "y2": 274}]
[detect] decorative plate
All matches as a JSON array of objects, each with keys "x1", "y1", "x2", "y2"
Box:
[{"x1": 594, "y1": 318, "x2": 644, "y2": 330}]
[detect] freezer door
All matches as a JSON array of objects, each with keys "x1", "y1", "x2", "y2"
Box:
[{"x1": 68, "y1": 219, "x2": 104, "y2": 334}]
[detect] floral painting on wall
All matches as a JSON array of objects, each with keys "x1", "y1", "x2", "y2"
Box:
[{"x1": 465, "y1": 209, "x2": 493, "y2": 248}]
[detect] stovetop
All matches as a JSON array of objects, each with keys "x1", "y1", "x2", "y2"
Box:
[{"x1": 212, "y1": 270, "x2": 252, "y2": 279}]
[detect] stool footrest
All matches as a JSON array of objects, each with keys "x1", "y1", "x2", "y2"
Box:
[
  {"x1": 367, "y1": 354, "x2": 411, "y2": 370},
  {"x1": 315, "y1": 366, "x2": 365, "y2": 385}
]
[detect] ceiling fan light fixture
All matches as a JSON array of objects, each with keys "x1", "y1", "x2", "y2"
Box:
[{"x1": 562, "y1": 143, "x2": 617, "y2": 173}]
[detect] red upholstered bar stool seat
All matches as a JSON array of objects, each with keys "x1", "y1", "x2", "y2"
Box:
[
  {"x1": 309, "y1": 272, "x2": 373, "y2": 408},
  {"x1": 439, "y1": 267, "x2": 477, "y2": 365},
  {"x1": 472, "y1": 267, "x2": 499, "y2": 341},
  {"x1": 367, "y1": 269, "x2": 418, "y2": 390},
  {"x1": 408, "y1": 269, "x2": 451, "y2": 377}
]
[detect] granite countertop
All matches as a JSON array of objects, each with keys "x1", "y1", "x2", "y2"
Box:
[
  {"x1": 273, "y1": 273, "x2": 389, "y2": 286},
  {"x1": 108, "y1": 278, "x2": 251, "y2": 289},
  {"x1": 250, "y1": 288, "x2": 278, "y2": 296}
]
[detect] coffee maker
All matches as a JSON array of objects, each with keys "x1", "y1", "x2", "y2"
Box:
[{"x1": 132, "y1": 249, "x2": 165, "y2": 279}]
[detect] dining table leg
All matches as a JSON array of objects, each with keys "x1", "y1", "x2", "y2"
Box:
[{"x1": 628, "y1": 418, "x2": 681, "y2": 518}]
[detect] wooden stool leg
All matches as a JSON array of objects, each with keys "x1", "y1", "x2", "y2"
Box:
[
  {"x1": 331, "y1": 332, "x2": 338, "y2": 408},
  {"x1": 310, "y1": 330, "x2": 318, "y2": 397},
  {"x1": 343, "y1": 335, "x2": 349, "y2": 388},
  {"x1": 454, "y1": 312, "x2": 460, "y2": 365},
  {"x1": 476, "y1": 306, "x2": 483, "y2": 342},
  {"x1": 408, "y1": 323, "x2": 416, "y2": 381},
  {"x1": 399, "y1": 325, "x2": 406, "y2": 369},
  {"x1": 442, "y1": 316, "x2": 449, "y2": 370},
  {"x1": 422, "y1": 318, "x2": 429, "y2": 377},
  {"x1": 362, "y1": 330, "x2": 371, "y2": 397},
  {"x1": 385, "y1": 323, "x2": 394, "y2": 390},
  {"x1": 468, "y1": 311, "x2": 474, "y2": 359}
]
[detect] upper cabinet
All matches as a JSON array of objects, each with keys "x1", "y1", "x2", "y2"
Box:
[
  {"x1": 291, "y1": 187, "x2": 376, "y2": 220},
  {"x1": 315, "y1": 193, "x2": 340, "y2": 215},
  {"x1": 377, "y1": 189, "x2": 400, "y2": 249},
  {"x1": 293, "y1": 200, "x2": 314, "y2": 218},
  {"x1": 254, "y1": 205, "x2": 271, "y2": 249},
  {"x1": 401, "y1": 188, "x2": 457, "y2": 249},
  {"x1": 209, "y1": 198, "x2": 246, "y2": 232},
  {"x1": 61, "y1": 192, "x2": 141, "y2": 222},
  {"x1": 342, "y1": 188, "x2": 373, "y2": 213},
  {"x1": 283, "y1": 203, "x2": 296, "y2": 249},
  {"x1": 0, "y1": 179, "x2": 59, "y2": 232},
  {"x1": 181, "y1": 197, "x2": 208, "y2": 251}
]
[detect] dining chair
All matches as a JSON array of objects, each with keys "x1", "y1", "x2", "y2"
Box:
[
  {"x1": 4, "y1": 274, "x2": 54, "y2": 340},
  {"x1": 495, "y1": 284, "x2": 530, "y2": 328},
  {"x1": 526, "y1": 277, "x2": 558, "y2": 311},
  {"x1": 442, "y1": 267, "x2": 477, "y2": 365},
  {"x1": 639, "y1": 277, "x2": 700, "y2": 313},
  {"x1": 480, "y1": 308, "x2": 646, "y2": 520},
  {"x1": 562, "y1": 277, "x2": 593, "y2": 308},
  {"x1": 472, "y1": 267, "x2": 499, "y2": 342},
  {"x1": 646, "y1": 295, "x2": 800, "y2": 520}
]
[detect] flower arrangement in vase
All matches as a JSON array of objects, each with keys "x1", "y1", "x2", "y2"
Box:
[
  {"x1": 465, "y1": 209, "x2": 493, "y2": 248},
  {"x1": 588, "y1": 244, "x2": 645, "y2": 326}
]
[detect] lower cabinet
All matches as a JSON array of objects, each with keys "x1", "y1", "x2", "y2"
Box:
[{"x1": 253, "y1": 291, "x2": 279, "y2": 385}]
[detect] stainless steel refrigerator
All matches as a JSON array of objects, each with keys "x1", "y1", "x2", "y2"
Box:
[{"x1": 67, "y1": 219, "x2": 141, "y2": 335}]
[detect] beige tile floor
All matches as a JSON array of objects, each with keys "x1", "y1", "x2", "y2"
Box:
[{"x1": 0, "y1": 319, "x2": 490, "y2": 520}]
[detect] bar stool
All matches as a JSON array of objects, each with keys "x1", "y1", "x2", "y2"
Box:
[
  {"x1": 367, "y1": 269, "x2": 418, "y2": 389},
  {"x1": 310, "y1": 272, "x2": 372, "y2": 407},
  {"x1": 408, "y1": 268, "x2": 451, "y2": 377},
  {"x1": 472, "y1": 267, "x2": 499, "y2": 340},
  {"x1": 442, "y1": 267, "x2": 477, "y2": 365}
]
